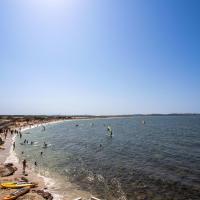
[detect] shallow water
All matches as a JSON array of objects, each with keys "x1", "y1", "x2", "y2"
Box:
[{"x1": 15, "y1": 116, "x2": 200, "y2": 199}]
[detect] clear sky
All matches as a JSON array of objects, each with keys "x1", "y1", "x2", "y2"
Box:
[{"x1": 0, "y1": 0, "x2": 200, "y2": 115}]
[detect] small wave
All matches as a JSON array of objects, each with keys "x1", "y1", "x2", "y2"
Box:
[
  {"x1": 37, "y1": 173, "x2": 64, "y2": 200},
  {"x1": 96, "y1": 174, "x2": 105, "y2": 183},
  {"x1": 5, "y1": 135, "x2": 19, "y2": 164},
  {"x1": 5, "y1": 149, "x2": 19, "y2": 164},
  {"x1": 110, "y1": 178, "x2": 127, "y2": 200},
  {"x1": 87, "y1": 171, "x2": 95, "y2": 182}
]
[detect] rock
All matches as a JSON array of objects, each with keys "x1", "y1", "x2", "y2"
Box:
[
  {"x1": 0, "y1": 137, "x2": 4, "y2": 145},
  {"x1": 4, "y1": 163, "x2": 13, "y2": 167},
  {"x1": 0, "y1": 163, "x2": 17, "y2": 177},
  {"x1": 32, "y1": 190, "x2": 53, "y2": 200},
  {"x1": 18, "y1": 193, "x2": 45, "y2": 200}
]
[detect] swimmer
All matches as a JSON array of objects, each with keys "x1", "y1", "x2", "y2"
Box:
[
  {"x1": 13, "y1": 142, "x2": 15, "y2": 150},
  {"x1": 43, "y1": 142, "x2": 47, "y2": 148}
]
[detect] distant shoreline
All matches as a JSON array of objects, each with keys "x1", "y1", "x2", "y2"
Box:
[
  {"x1": 1, "y1": 114, "x2": 199, "y2": 131},
  {"x1": 0, "y1": 113, "x2": 200, "y2": 118}
]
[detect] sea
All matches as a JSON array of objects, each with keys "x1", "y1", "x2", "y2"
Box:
[{"x1": 15, "y1": 116, "x2": 200, "y2": 200}]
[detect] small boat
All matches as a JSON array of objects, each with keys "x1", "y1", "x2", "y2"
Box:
[
  {"x1": 3, "y1": 188, "x2": 30, "y2": 200},
  {"x1": 0, "y1": 182, "x2": 16, "y2": 186},
  {"x1": 1, "y1": 181, "x2": 32, "y2": 185},
  {"x1": 1, "y1": 182, "x2": 36, "y2": 189}
]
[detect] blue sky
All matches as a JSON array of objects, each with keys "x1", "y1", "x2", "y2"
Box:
[{"x1": 0, "y1": 0, "x2": 200, "y2": 115}]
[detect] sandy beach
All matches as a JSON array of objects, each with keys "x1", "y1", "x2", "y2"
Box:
[
  {"x1": 0, "y1": 117, "x2": 97, "y2": 200},
  {"x1": 0, "y1": 120, "x2": 63, "y2": 200}
]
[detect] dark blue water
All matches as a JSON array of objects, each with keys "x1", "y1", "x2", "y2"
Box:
[{"x1": 15, "y1": 116, "x2": 200, "y2": 199}]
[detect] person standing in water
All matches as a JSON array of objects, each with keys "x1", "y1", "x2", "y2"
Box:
[
  {"x1": 110, "y1": 131, "x2": 113, "y2": 137},
  {"x1": 107, "y1": 126, "x2": 113, "y2": 137},
  {"x1": 22, "y1": 159, "x2": 27, "y2": 174},
  {"x1": 13, "y1": 142, "x2": 15, "y2": 150}
]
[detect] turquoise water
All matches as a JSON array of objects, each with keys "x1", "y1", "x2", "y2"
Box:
[{"x1": 15, "y1": 116, "x2": 200, "y2": 199}]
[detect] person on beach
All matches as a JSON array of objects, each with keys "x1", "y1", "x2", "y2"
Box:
[
  {"x1": 24, "y1": 139, "x2": 26, "y2": 144},
  {"x1": 22, "y1": 159, "x2": 27, "y2": 174},
  {"x1": 40, "y1": 152, "x2": 43, "y2": 156},
  {"x1": 19, "y1": 132, "x2": 22, "y2": 138},
  {"x1": 13, "y1": 142, "x2": 15, "y2": 150},
  {"x1": 34, "y1": 161, "x2": 37, "y2": 167}
]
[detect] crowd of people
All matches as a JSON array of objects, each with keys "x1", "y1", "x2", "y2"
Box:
[{"x1": 0, "y1": 126, "x2": 47, "y2": 176}]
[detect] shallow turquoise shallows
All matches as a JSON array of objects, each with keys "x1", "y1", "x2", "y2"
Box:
[{"x1": 15, "y1": 116, "x2": 200, "y2": 200}]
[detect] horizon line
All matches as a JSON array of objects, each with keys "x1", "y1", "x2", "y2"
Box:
[{"x1": 0, "y1": 113, "x2": 200, "y2": 117}]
